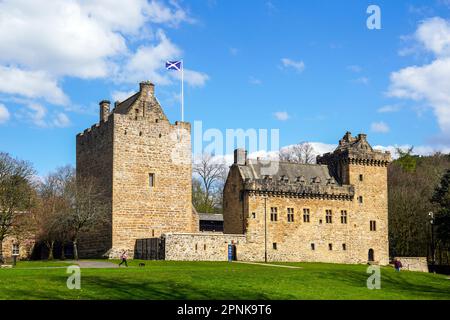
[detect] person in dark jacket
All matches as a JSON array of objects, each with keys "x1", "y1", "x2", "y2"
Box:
[
  {"x1": 394, "y1": 258, "x2": 403, "y2": 272},
  {"x1": 119, "y1": 251, "x2": 128, "y2": 267}
]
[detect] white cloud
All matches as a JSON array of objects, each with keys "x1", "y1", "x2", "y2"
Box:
[
  {"x1": 378, "y1": 104, "x2": 402, "y2": 113},
  {"x1": 0, "y1": 104, "x2": 10, "y2": 124},
  {"x1": 371, "y1": 121, "x2": 390, "y2": 133},
  {"x1": 0, "y1": 0, "x2": 206, "y2": 127},
  {"x1": 415, "y1": 17, "x2": 450, "y2": 57},
  {"x1": 389, "y1": 17, "x2": 450, "y2": 136},
  {"x1": 0, "y1": 66, "x2": 68, "y2": 105},
  {"x1": 118, "y1": 30, "x2": 208, "y2": 87},
  {"x1": 112, "y1": 90, "x2": 137, "y2": 103},
  {"x1": 53, "y1": 113, "x2": 71, "y2": 128},
  {"x1": 353, "y1": 77, "x2": 370, "y2": 85},
  {"x1": 23, "y1": 103, "x2": 48, "y2": 127},
  {"x1": 281, "y1": 58, "x2": 305, "y2": 73},
  {"x1": 273, "y1": 111, "x2": 290, "y2": 121}
]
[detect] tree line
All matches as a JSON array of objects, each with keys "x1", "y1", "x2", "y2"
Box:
[{"x1": 0, "y1": 153, "x2": 107, "y2": 262}]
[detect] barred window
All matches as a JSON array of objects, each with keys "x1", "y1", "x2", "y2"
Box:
[
  {"x1": 12, "y1": 244, "x2": 19, "y2": 255},
  {"x1": 341, "y1": 210, "x2": 348, "y2": 224},
  {"x1": 270, "y1": 207, "x2": 278, "y2": 222},
  {"x1": 287, "y1": 208, "x2": 294, "y2": 222},
  {"x1": 303, "y1": 208, "x2": 310, "y2": 223},
  {"x1": 370, "y1": 220, "x2": 377, "y2": 231},
  {"x1": 326, "y1": 210, "x2": 332, "y2": 224}
]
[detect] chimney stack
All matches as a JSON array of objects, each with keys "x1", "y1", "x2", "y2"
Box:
[
  {"x1": 99, "y1": 100, "x2": 111, "y2": 123},
  {"x1": 139, "y1": 81, "x2": 155, "y2": 98},
  {"x1": 234, "y1": 149, "x2": 247, "y2": 165}
]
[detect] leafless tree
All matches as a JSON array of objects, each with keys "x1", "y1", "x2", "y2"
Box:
[
  {"x1": 34, "y1": 166, "x2": 73, "y2": 260},
  {"x1": 64, "y1": 174, "x2": 109, "y2": 260},
  {"x1": 193, "y1": 153, "x2": 227, "y2": 213},
  {"x1": 279, "y1": 142, "x2": 316, "y2": 164},
  {"x1": 0, "y1": 152, "x2": 35, "y2": 263}
]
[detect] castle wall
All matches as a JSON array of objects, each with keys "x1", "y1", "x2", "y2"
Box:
[
  {"x1": 111, "y1": 115, "x2": 197, "y2": 257},
  {"x1": 164, "y1": 233, "x2": 246, "y2": 261},
  {"x1": 75, "y1": 120, "x2": 114, "y2": 257},
  {"x1": 223, "y1": 166, "x2": 245, "y2": 234},
  {"x1": 348, "y1": 162, "x2": 389, "y2": 265}
]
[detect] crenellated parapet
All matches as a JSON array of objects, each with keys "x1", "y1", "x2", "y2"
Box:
[
  {"x1": 245, "y1": 179, "x2": 354, "y2": 200},
  {"x1": 317, "y1": 132, "x2": 391, "y2": 166}
]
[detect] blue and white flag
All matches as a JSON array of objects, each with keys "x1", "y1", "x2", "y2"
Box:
[{"x1": 166, "y1": 60, "x2": 182, "y2": 71}]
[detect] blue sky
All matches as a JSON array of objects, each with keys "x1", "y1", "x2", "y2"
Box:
[{"x1": 1, "y1": 0, "x2": 450, "y2": 176}]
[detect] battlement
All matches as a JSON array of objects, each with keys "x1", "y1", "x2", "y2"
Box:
[{"x1": 317, "y1": 132, "x2": 391, "y2": 167}]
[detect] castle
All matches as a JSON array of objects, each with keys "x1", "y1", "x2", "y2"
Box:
[{"x1": 76, "y1": 81, "x2": 391, "y2": 264}]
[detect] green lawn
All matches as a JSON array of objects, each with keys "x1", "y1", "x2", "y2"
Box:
[{"x1": 0, "y1": 260, "x2": 449, "y2": 300}]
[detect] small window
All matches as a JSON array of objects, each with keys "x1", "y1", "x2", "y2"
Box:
[
  {"x1": 287, "y1": 208, "x2": 294, "y2": 222},
  {"x1": 273, "y1": 243, "x2": 277, "y2": 250},
  {"x1": 319, "y1": 219, "x2": 323, "y2": 224},
  {"x1": 370, "y1": 220, "x2": 377, "y2": 231},
  {"x1": 311, "y1": 243, "x2": 315, "y2": 251},
  {"x1": 342, "y1": 243, "x2": 347, "y2": 251},
  {"x1": 359, "y1": 174, "x2": 364, "y2": 182},
  {"x1": 149, "y1": 173, "x2": 155, "y2": 188},
  {"x1": 329, "y1": 243, "x2": 333, "y2": 251},
  {"x1": 341, "y1": 210, "x2": 348, "y2": 224},
  {"x1": 326, "y1": 210, "x2": 332, "y2": 223},
  {"x1": 12, "y1": 244, "x2": 19, "y2": 255},
  {"x1": 251, "y1": 212, "x2": 256, "y2": 219},
  {"x1": 152, "y1": 229, "x2": 155, "y2": 237},
  {"x1": 270, "y1": 207, "x2": 278, "y2": 222},
  {"x1": 358, "y1": 196, "x2": 363, "y2": 204},
  {"x1": 303, "y1": 208, "x2": 310, "y2": 223},
  {"x1": 204, "y1": 244, "x2": 207, "y2": 251},
  {"x1": 195, "y1": 244, "x2": 198, "y2": 251}
]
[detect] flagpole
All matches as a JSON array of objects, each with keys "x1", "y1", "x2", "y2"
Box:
[{"x1": 181, "y1": 59, "x2": 184, "y2": 123}]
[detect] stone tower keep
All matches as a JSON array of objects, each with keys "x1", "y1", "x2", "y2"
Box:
[
  {"x1": 76, "y1": 81, "x2": 198, "y2": 258},
  {"x1": 317, "y1": 132, "x2": 391, "y2": 264}
]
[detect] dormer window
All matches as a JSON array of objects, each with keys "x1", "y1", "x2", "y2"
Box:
[
  {"x1": 312, "y1": 177, "x2": 321, "y2": 184},
  {"x1": 280, "y1": 175, "x2": 289, "y2": 182},
  {"x1": 297, "y1": 176, "x2": 305, "y2": 183}
]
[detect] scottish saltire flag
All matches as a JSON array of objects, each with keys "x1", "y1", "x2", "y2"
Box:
[{"x1": 166, "y1": 60, "x2": 182, "y2": 71}]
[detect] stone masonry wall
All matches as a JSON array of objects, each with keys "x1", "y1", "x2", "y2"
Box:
[
  {"x1": 222, "y1": 159, "x2": 390, "y2": 265},
  {"x1": 110, "y1": 85, "x2": 198, "y2": 257},
  {"x1": 395, "y1": 257, "x2": 429, "y2": 272},
  {"x1": 76, "y1": 117, "x2": 114, "y2": 258},
  {"x1": 164, "y1": 233, "x2": 246, "y2": 261}
]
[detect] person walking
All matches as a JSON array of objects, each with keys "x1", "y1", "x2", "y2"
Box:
[
  {"x1": 119, "y1": 250, "x2": 128, "y2": 267},
  {"x1": 394, "y1": 258, "x2": 402, "y2": 272}
]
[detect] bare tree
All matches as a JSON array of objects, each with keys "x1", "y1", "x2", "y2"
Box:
[
  {"x1": 193, "y1": 153, "x2": 227, "y2": 213},
  {"x1": 34, "y1": 166, "x2": 73, "y2": 260},
  {"x1": 279, "y1": 142, "x2": 316, "y2": 164},
  {"x1": 64, "y1": 174, "x2": 109, "y2": 260},
  {"x1": 0, "y1": 152, "x2": 35, "y2": 263}
]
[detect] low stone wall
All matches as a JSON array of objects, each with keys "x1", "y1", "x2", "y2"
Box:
[
  {"x1": 395, "y1": 257, "x2": 429, "y2": 273},
  {"x1": 163, "y1": 233, "x2": 246, "y2": 261}
]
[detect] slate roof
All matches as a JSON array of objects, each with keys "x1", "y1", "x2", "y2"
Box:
[{"x1": 238, "y1": 160, "x2": 335, "y2": 186}]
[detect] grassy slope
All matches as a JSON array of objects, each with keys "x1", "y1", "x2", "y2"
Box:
[{"x1": 0, "y1": 260, "x2": 449, "y2": 300}]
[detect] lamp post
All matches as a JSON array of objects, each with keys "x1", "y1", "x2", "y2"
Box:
[
  {"x1": 428, "y1": 212, "x2": 435, "y2": 270},
  {"x1": 264, "y1": 194, "x2": 268, "y2": 263}
]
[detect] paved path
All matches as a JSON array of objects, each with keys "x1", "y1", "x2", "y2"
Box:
[{"x1": 233, "y1": 261, "x2": 302, "y2": 269}]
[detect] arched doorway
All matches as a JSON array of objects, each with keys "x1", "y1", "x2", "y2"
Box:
[{"x1": 368, "y1": 249, "x2": 374, "y2": 262}]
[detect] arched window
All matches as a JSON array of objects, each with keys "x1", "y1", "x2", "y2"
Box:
[{"x1": 368, "y1": 249, "x2": 374, "y2": 262}]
